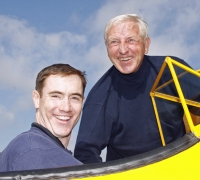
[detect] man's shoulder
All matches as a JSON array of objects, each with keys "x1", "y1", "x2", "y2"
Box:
[
  {"x1": 1, "y1": 127, "x2": 53, "y2": 156},
  {"x1": 93, "y1": 66, "x2": 115, "y2": 87},
  {"x1": 4, "y1": 130, "x2": 33, "y2": 150},
  {"x1": 146, "y1": 55, "x2": 186, "y2": 64},
  {"x1": 1, "y1": 129, "x2": 35, "y2": 155},
  {"x1": 85, "y1": 66, "x2": 115, "y2": 103},
  {"x1": 145, "y1": 55, "x2": 188, "y2": 71},
  {"x1": 0, "y1": 129, "x2": 33, "y2": 170}
]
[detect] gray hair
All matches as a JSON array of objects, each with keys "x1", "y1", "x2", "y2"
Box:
[{"x1": 104, "y1": 14, "x2": 149, "y2": 45}]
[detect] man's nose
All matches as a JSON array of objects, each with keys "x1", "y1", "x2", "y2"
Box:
[
  {"x1": 119, "y1": 42, "x2": 128, "y2": 54},
  {"x1": 59, "y1": 99, "x2": 72, "y2": 112}
]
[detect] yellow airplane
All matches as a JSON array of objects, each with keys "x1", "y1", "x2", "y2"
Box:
[{"x1": 1, "y1": 57, "x2": 200, "y2": 180}]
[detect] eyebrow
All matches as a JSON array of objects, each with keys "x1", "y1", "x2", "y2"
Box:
[
  {"x1": 48, "y1": 91, "x2": 83, "y2": 98},
  {"x1": 71, "y1": 93, "x2": 84, "y2": 99},
  {"x1": 107, "y1": 36, "x2": 118, "y2": 40},
  {"x1": 48, "y1": 91, "x2": 63, "y2": 95}
]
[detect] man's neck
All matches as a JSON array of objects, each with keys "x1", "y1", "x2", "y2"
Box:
[
  {"x1": 31, "y1": 122, "x2": 66, "y2": 149},
  {"x1": 59, "y1": 135, "x2": 71, "y2": 148}
]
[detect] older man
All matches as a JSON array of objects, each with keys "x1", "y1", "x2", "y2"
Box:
[
  {"x1": 74, "y1": 14, "x2": 191, "y2": 163},
  {"x1": 0, "y1": 64, "x2": 86, "y2": 172}
]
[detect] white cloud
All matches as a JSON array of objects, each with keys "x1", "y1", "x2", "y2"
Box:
[
  {"x1": 0, "y1": 105, "x2": 14, "y2": 126},
  {"x1": 85, "y1": 0, "x2": 200, "y2": 72},
  {"x1": 0, "y1": 14, "x2": 89, "y2": 126},
  {"x1": 0, "y1": 15, "x2": 87, "y2": 94}
]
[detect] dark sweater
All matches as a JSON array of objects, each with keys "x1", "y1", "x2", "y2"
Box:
[
  {"x1": 0, "y1": 123, "x2": 82, "y2": 172},
  {"x1": 74, "y1": 55, "x2": 190, "y2": 164}
]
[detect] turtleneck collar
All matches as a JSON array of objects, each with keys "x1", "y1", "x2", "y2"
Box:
[{"x1": 113, "y1": 55, "x2": 149, "y2": 83}]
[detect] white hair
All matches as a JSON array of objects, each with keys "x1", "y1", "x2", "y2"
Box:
[{"x1": 104, "y1": 14, "x2": 149, "y2": 45}]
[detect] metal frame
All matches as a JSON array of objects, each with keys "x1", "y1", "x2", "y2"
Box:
[{"x1": 150, "y1": 57, "x2": 200, "y2": 146}]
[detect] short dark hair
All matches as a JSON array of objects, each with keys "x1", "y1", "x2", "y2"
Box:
[{"x1": 35, "y1": 64, "x2": 87, "y2": 96}]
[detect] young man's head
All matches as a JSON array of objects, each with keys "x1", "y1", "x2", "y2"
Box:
[
  {"x1": 35, "y1": 64, "x2": 87, "y2": 96},
  {"x1": 32, "y1": 64, "x2": 86, "y2": 147}
]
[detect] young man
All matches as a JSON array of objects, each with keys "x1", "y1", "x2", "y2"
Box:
[
  {"x1": 0, "y1": 63, "x2": 86, "y2": 172},
  {"x1": 74, "y1": 14, "x2": 191, "y2": 163}
]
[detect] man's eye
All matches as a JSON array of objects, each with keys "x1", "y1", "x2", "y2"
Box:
[
  {"x1": 128, "y1": 38, "x2": 135, "y2": 43},
  {"x1": 111, "y1": 40, "x2": 117, "y2": 44},
  {"x1": 70, "y1": 96, "x2": 82, "y2": 101},
  {"x1": 51, "y1": 95, "x2": 60, "y2": 98},
  {"x1": 127, "y1": 36, "x2": 140, "y2": 43},
  {"x1": 109, "y1": 40, "x2": 119, "y2": 46}
]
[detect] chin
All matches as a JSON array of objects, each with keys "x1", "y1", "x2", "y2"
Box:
[{"x1": 119, "y1": 68, "x2": 136, "y2": 74}]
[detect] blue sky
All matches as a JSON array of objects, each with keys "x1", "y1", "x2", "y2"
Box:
[{"x1": 0, "y1": 0, "x2": 200, "y2": 160}]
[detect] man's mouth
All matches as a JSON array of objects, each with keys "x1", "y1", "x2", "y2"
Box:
[
  {"x1": 55, "y1": 115, "x2": 70, "y2": 121},
  {"x1": 119, "y1": 57, "x2": 132, "y2": 61}
]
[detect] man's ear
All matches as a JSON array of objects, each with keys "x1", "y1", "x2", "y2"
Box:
[
  {"x1": 32, "y1": 90, "x2": 40, "y2": 109},
  {"x1": 144, "y1": 37, "x2": 151, "y2": 54}
]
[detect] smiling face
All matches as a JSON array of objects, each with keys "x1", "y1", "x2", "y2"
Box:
[
  {"x1": 32, "y1": 74, "x2": 84, "y2": 147},
  {"x1": 106, "y1": 21, "x2": 150, "y2": 74}
]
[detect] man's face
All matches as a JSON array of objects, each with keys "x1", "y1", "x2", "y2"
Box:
[
  {"x1": 106, "y1": 21, "x2": 150, "y2": 74},
  {"x1": 33, "y1": 74, "x2": 84, "y2": 145}
]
